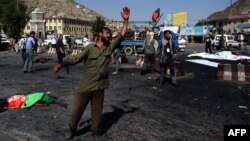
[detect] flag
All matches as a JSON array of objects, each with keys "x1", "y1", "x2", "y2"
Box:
[
  {"x1": 152, "y1": 8, "x2": 160, "y2": 23},
  {"x1": 149, "y1": 8, "x2": 162, "y2": 27}
]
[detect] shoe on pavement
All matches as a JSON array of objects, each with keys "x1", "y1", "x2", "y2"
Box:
[
  {"x1": 112, "y1": 71, "x2": 118, "y2": 75},
  {"x1": 65, "y1": 129, "x2": 75, "y2": 140}
]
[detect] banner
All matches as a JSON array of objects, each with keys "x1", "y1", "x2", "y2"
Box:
[
  {"x1": 161, "y1": 26, "x2": 179, "y2": 34},
  {"x1": 180, "y1": 26, "x2": 210, "y2": 35},
  {"x1": 165, "y1": 13, "x2": 173, "y2": 26},
  {"x1": 180, "y1": 26, "x2": 194, "y2": 35},
  {"x1": 173, "y1": 12, "x2": 187, "y2": 26}
]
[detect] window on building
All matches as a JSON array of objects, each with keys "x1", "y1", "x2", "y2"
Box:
[
  {"x1": 54, "y1": 26, "x2": 57, "y2": 30},
  {"x1": 27, "y1": 26, "x2": 30, "y2": 30},
  {"x1": 46, "y1": 26, "x2": 48, "y2": 31},
  {"x1": 49, "y1": 19, "x2": 52, "y2": 23},
  {"x1": 49, "y1": 26, "x2": 52, "y2": 30},
  {"x1": 58, "y1": 19, "x2": 61, "y2": 23},
  {"x1": 241, "y1": 20, "x2": 244, "y2": 23},
  {"x1": 59, "y1": 26, "x2": 61, "y2": 30},
  {"x1": 54, "y1": 19, "x2": 56, "y2": 23}
]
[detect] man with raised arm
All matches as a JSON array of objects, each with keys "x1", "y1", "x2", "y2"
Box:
[{"x1": 54, "y1": 7, "x2": 130, "y2": 140}]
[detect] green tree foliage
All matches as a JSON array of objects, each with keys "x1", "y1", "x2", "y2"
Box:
[
  {"x1": 91, "y1": 16, "x2": 106, "y2": 35},
  {"x1": 0, "y1": 0, "x2": 29, "y2": 36}
]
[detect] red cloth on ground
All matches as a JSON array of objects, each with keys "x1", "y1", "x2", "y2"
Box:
[{"x1": 8, "y1": 95, "x2": 26, "y2": 109}]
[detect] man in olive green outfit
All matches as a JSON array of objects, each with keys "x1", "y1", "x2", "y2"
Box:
[{"x1": 54, "y1": 7, "x2": 130, "y2": 140}]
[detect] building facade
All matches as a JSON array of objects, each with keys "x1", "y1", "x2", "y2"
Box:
[
  {"x1": 23, "y1": 12, "x2": 93, "y2": 38},
  {"x1": 200, "y1": 13, "x2": 250, "y2": 34}
]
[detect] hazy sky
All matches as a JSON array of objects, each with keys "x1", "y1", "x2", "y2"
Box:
[{"x1": 75, "y1": 0, "x2": 235, "y2": 25}]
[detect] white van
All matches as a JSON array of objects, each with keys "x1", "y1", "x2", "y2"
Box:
[
  {"x1": 212, "y1": 34, "x2": 241, "y2": 50},
  {"x1": 43, "y1": 34, "x2": 71, "y2": 47}
]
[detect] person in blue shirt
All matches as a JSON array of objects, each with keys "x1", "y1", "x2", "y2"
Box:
[
  {"x1": 23, "y1": 31, "x2": 36, "y2": 73},
  {"x1": 19, "y1": 34, "x2": 28, "y2": 66}
]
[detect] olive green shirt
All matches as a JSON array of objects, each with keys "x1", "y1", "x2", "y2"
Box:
[{"x1": 67, "y1": 34, "x2": 123, "y2": 92}]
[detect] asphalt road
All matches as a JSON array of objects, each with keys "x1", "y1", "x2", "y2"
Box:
[{"x1": 0, "y1": 44, "x2": 250, "y2": 141}]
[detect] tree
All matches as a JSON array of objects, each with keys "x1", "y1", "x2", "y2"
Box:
[
  {"x1": 0, "y1": 0, "x2": 29, "y2": 37},
  {"x1": 91, "y1": 16, "x2": 106, "y2": 35}
]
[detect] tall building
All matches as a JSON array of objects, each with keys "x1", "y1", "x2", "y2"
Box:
[{"x1": 29, "y1": 8, "x2": 46, "y2": 38}]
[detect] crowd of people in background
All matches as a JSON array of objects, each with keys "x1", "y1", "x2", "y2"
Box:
[
  {"x1": 5, "y1": 28, "x2": 181, "y2": 88},
  {"x1": 5, "y1": 31, "x2": 92, "y2": 74}
]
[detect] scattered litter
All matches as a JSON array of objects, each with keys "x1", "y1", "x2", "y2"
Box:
[
  {"x1": 238, "y1": 106, "x2": 248, "y2": 109},
  {"x1": 46, "y1": 91, "x2": 51, "y2": 94},
  {"x1": 194, "y1": 98, "x2": 198, "y2": 101},
  {"x1": 152, "y1": 87, "x2": 158, "y2": 90},
  {"x1": 22, "y1": 115, "x2": 25, "y2": 118},
  {"x1": 159, "y1": 90, "x2": 162, "y2": 92},
  {"x1": 148, "y1": 77, "x2": 152, "y2": 80},
  {"x1": 248, "y1": 94, "x2": 250, "y2": 96},
  {"x1": 217, "y1": 106, "x2": 220, "y2": 109},
  {"x1": 238, "y1": 86, "x2": 242, "y2": 90},
  {"x1": 131, "y1": 73, "x2": 134, "y2": 76},
  {"x1": 203, "y1": 97, "x2": 207, "y2": 99}
]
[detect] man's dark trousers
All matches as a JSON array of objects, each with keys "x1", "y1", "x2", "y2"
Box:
[{"x1": 69, "y1": 90, "x2": 104, "y2": 134}]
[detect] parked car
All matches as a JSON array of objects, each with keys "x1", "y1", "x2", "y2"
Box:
[
  {"x1": 0, "y1": 33, "x2": 10, "y2": 44},
  {"x1": 43, "y1": 38, "x2": 52, "y2": 48},
  {"x1": 82, "y1": 37, "x2": 90, "y2": 48},
  {"x1": 43, "y1": 34, "x2": 71, "y2": 48},
  {"x1": 74, "y1": 38, "x2": 83, "y2": 46},
  {"x1": 178, "y1": 35, "x2": 187, "y2": 52},
  {"x1": 213, "y1": 34, "x2": 241, "y2": 50},
  {"x1": 0, "y1": 33, "x2": 10, "y2": 51}
]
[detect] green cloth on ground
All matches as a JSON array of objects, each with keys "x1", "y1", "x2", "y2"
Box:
[{"x1": 23, "y1": 92, "x2": 56, "y2": 108}]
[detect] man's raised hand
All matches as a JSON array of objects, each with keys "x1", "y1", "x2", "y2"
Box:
[{"x1": 121, "y1": 7, "x2": 130, "y2": 21}]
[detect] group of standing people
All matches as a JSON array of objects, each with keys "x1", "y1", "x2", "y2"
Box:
[
  {"x1": 18, "y1": 31, "x2": 66, "y2": 73},
  {"x1": 140, "y1": 30, "x2": 178, "y2": 87}
]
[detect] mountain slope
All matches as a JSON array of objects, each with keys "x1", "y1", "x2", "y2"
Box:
[
  {"x1": 208, "y1": 0, "x2": 250, "y2": 20},
  {"x1": 23, "y1": 0, "x2": 108, "y2": 21}
]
